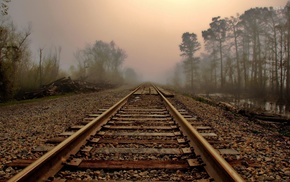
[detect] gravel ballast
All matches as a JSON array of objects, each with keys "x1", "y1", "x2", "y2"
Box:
[
  {"x1": 0, "y1": 86, "x2": 131, "y2": 180},
  {"x1": 174, "y1": 94, "x2": 290, "y2": 181},
  {"x1": 0, "y1": 86, "x2": 289, "y2": 181}
]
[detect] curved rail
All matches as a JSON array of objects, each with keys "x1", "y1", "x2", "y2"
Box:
[
  {"x1": 8, "y1": 86, "x2": 141, "y2": 182},
  {"x1": 154, "y1": 85, "x2": 244, "y2": 182}
]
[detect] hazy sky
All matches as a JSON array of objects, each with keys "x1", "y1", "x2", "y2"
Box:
[{"x1": 8, "y1": 0, "x2": 288, "y2": 82}]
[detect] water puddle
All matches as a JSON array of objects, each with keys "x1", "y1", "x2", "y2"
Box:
[{"x1": 198, "y1": 94, "x2": 290, "y2": 118}]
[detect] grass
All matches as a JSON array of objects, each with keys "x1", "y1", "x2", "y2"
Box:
[
  {"x1": 279, "y1": 126, "x2": 290, "y2": 137},
  {"x1": 282, "y1": 132, "x2": 290, "y2": 137},
  {"x1": 0, "y1": 93, "x2": 76, "y2": 107}
]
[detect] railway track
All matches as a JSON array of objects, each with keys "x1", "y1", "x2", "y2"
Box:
[{"x1": 7, "y1": 84, "x2": 244, "y2": 181}]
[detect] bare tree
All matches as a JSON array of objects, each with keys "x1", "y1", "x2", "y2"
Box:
[
  {"x1": 0, "y1": 17, "x2": 31, "y2": 100},
  {"x1": 73, "y1": 40, "x2": 126, "y2": 84},
  {"x1": 1, "y1": 0, "x2": 10, "y2": 16}
]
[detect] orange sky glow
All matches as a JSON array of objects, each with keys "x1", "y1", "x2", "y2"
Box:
[{"x1": 9, "y1": 0, "x2": 289, "y2": 82}]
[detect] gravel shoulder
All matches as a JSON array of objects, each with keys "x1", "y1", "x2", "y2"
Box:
[
  {"x1": 174, "y1": 94, "x2": 290, "y2": 181},
  {"x1": 0, "y1": 86, "x2": 131, "y2": 180},
  {"x1": 1, "y1": 86, "x2": 289, "y2": 181}
]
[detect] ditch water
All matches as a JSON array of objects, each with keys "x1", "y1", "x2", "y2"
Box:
[
  {"x1": 231, "y1": 98, "x2": 290, "y2": 118},
  {"x1": 199, "y1": 94, "x2": 290, "y2": 118}
]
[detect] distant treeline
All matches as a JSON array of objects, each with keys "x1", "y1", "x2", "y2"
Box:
[
  {"x1": 70, "y1": 40, "x2": 141, "y2": 85},
  {"x1": 0, "y1": 1, "x2": 140, "y2": 102},
  {"x1": 174, "y1": 2, "x2": 290, "y2": 104}
]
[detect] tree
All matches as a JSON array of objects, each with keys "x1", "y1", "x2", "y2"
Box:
[
  {"x1": 239, "y1": 8, "x2": 271, "y2": 95},
  {"x1": 107, "y1": 41, "x2": 127, "y2": 82},
  {"x1": 179, "y1": 32, "x2": 201, "y2": 89},
  {"x1": 202, "y1": 17, "x2": 227, "y2": 89},
  {"x1": 202, "y1": 28, "x2": 218, "y2": 89},
  {"x1": 173, "y1": 3, "x2": 290, "y2": 105},
  {"x1": 123, "y1": 67, "x2": 139, "y2": 84},
  {"x1": 211, "y1": 17, "x2": 227, "y2": 88},
  {"x1": 226, "y1": 15, "x2": 242, "y2": 91},
  {"x1": 199, "y1": 53, "x2": 216, "y2": 93},
  {"x1": 286, "y1": 3, "x2": 290, "y2": 103},
  {"x1": 74, "y1": 40, "x2": 126, "y2": 84},
  {"x1": 38, "y1": 47, "x2": 62, "y2": 85},
  {"x1": 0, "y1": 18, "x2": 31, "y2": 100},
  {"x1": 171, "y1": 62, "x2": 184, "y2": 88},
  {"x1": 1, "y1": 0, "x2": 10, "y2": 16}
]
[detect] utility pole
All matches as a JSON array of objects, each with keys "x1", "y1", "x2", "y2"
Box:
[
  {"x1": 39, "y1": 48, "x2": 44, "y2": 86},
  {"x1": 84, "y1": 60, "x2": 89, "y2": 79}
]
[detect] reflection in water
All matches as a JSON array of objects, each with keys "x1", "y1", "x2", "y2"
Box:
[
  {"x1": 199, "y1": 93, "x2": 290, "y2": 118},
  {"x1": 231, "y1": 99, "x2": 290, "y2": 118}
]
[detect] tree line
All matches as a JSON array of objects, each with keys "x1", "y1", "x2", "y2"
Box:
[
  {"x1": 71, "y1": 41, "x2": 126, "y2": 84},
  {"x1": 175, "y1": 2, "x2": 290, "y2": 104},
  {"x1": 0, "y1": 1, "x2": 139, "y2": 102}
]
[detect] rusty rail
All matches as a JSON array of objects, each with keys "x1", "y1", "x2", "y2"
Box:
[
  {"x1": 153, "y1": 85, "x2": 244, "y2": 182},
  {"x1": 9, "y1": 84, "x2": 244, "y2": 181},
  {"x1": 8, "y1": 86, "x2": 141, "y2": 182}
]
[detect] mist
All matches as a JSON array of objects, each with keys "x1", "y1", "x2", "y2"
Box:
[{"x1": 8, "y1": 0, "x2": 287, "y2": 83}]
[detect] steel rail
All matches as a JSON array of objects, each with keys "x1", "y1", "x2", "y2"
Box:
[
  {"x1": 8, "y1": 86, "x2": 141, "y2": 182},
  {"x1": 154, "y1": 85, "x2": 244, "y2": 182}
]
